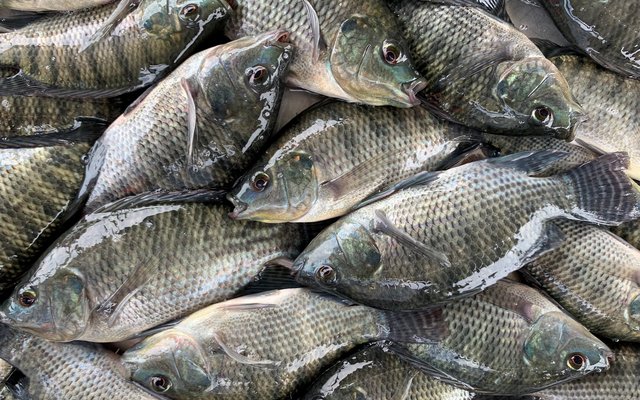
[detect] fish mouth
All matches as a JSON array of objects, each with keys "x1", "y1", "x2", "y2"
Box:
[
  {"x1": 226, "y1": 194, "x2": 248, "y2": 220},
  {"x1": 403, "y1": 79, "x2": 428, "y2": 107}
]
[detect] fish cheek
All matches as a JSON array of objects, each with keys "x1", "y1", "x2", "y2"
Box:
[
  {"x1": 51, "y1": 273, "x2": 89, "y2": 337},
  {"x1": 336, "y1": 223, "x2": 382, "y2": 284},
  {"x1": 627, "y1": 293, "x2": 640, "y2": 328}
]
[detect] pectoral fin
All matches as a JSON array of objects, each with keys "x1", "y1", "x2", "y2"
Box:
[{"x1": 80, "y1": 0, "x2": 141, "y2": 52}]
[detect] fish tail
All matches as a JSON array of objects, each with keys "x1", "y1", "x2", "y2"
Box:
[
  {"x1": 562, "y1": 152, "x2": 639, "y2": 225},
  {"x1": 380, "y1": 307, "x2": 447, "y2": 344}
]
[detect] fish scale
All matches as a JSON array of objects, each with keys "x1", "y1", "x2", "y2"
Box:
[{"x1": 1, "y1": 0, "x2": 113, "y2": 11}]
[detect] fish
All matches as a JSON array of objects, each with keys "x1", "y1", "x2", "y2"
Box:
[
  {"x1": 225, "y1": 0, "x2": 426, "y2": 107},
  {"x1": 227, "y1": 101, "x2": 478, "y2": 223},
  {"x1": 504, "y1": 0, "x2": 571, "y2": 47},
  {"x1": 481, "y1": 343, "x2": 640, "y2": 400},
  {"x1": 389, "y1": 0, "x2": 584, "y2": 139},
  {"x1": 303, "y1": 344, "x2": 475, "y2": 400},
  {"x1": 0, "y1": 0, "x2": 232, "y2": 98},
  {"x1": 0, "y1": 324, "x2": 159, "y2": 400},
  {"x1": 388, "y1": 280, "x2": 612, "y2": 394},
  {"x1": 612, "y1": 219, "x2": 640, "y2": 251},
  {"x1": 122, "y1": 288, "x2": 445, "y2": 399},
  {"x1": 0, "y1": 192, "x2": 314, "y2": 343},
  {"x1": 540, "y1": 0, "x2": 640, "y2": 79},
  {"x1": 0, "y1": 0, "x2": 113, "y2": 11},
  {"x1": 294, "y1": 151, "x2": 639, "y2": 310},
  {"x1": 550, "y1": 55, "x2": 640, "y2": 179},
  {"x1": 523, "y1": 220, "x2": 640, "y2": 342},
  {"x1": 82, "y1": 31, "x2": 292, "y2": 211},
  {"x1": 0, "y1": 95, "x2": 122, "y2": 137},
  {"x1": 0, "y1": 128, "x2": 104, "y2": 294}
]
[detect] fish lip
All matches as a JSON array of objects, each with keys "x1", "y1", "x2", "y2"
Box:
[
  {"x1": 226, "y1": 194, "x2": 248, "y2": 220},
  {"x1": 403, "y1": 79, "x2": 428, "y2": 106}
]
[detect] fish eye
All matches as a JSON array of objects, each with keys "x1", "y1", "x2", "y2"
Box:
[
  {"x1": 531, "y1": 106, "x2": 554, "y2": 126},
  {"x1": 17, "y1": 287, "x2": 38, "y2": 307},
  {"x1": 251, "y1": 172, "x2": 270, "y2": 192},
  {"x1": 247, "y1": 66, "x2": 270, "y2": 87},
  {"x1": 180, "y1": 4, "x2": 200, "y2": 20},
  {"x1": 382, "y1": 40, "x2": 403, "y2": 65},
  {"x1": 149, "y1": 375, "x2": 172, "y2": 393},
  {"x1": 315, "y1": 265, "x2": 337, "y2": 285},
  {"x1": 566, "y1": 353, "x2": 587, "y2": 371}
]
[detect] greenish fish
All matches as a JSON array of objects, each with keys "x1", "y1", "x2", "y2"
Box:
[
  {"x1": 0, "y1": 0, "x2": 231, "y2": 98},
  {"x1": 482, "y1": 343, "x2": 640, "y2": 400},
  {"x1": 304, "y1": 344, "x2": 475, "y2": 400},
  {"x1": 122, "y1": 288, "x2": 444, "y2": 399},
  {"x1": 523, "y1": 220, "x2": 640, "y2": 342},
  {"x1": 390, "y1": 0, "x2": 584, "y2": 139},
  {"x1": 227, "y1": 101, "x2": 477, "y2": 223},
  {"x1": 0, "y1": 131, "x2": 101, "y2": 294},
  {"x1": 225, "y1": 0, "x2": 426, "y2": 107},
  {"x1": 0, "y1": 0, "x2": 113, "y2": 11},
  {"x1": 550, "y1": 55, "x2": 640, "y2": 179},
  {"x1": 612, "y1": 219, "x2": 640, "y2": 251},
  {"x1": 390, "y1": 280, "x2": 612, "y2": 394},
  {"x1": 0, "y1": 193, "x2": 313, "y2": 343},
  {"x1": 0, "y1": 324, "x2": 159, "y2": 400},
  {"x1": 294, "y1": 151, "x2": 638, "y2": 310},
  {"x1": 83, "y1": 31, "x2": 292, "y2": 211},
  {"x1": 541, "y1": 0, "x2": 640, "y2": 79},
  {"x1": 0, "y1": 95, "x2": 122, "y2": 137}
]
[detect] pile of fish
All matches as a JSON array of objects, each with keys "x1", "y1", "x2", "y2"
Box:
[{"x1": 0, "y1": 0, "x2": 639, "y2": 399}]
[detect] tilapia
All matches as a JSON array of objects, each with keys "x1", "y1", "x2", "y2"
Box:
[
  {"x1": 0, "y1": 324, "x2": 158, "y2": 400},
  {"x1": 523, "y1": 220, "x2": 640, "y2": 342},
  {"x1": 613, "y1": 219, "x2": 640, "y2": 251},
  {"x1": 0, "y1": 131, "x2": 101, "y2": 294},
  {"x1": 122, "y1": 288, "x2": 444, "y2": 399},
  {"x1": 228, "y1": 101, "x2": 477, "y2": 223},
  {"x1": 0, "y1": 0, "x2": 113, "y2": 11},
  {"x1": 304, "y1": 344, "x2": 475, "y2": 400},
  {"x1": 0, "y1": 95, "x2": 121, "y2": 136},
  {"x1": 389, "y1": 281, "x2": 612, "y2": 394},
  {"x1": 0, "y1": 193, "x2": 312, "y2": 342},
  {"x1": 0, "y1": 0, "x2": 231, "y2": 98},
  {"x1": 294, "y1": 151, "x2": 638, "y2": 310},
  {"x1": 225, "y1": 0, "x2": 426, "y2": 107},
  {"x1": 390, "y1": 0, "x2": 584, "y2": 139},
  {"x1": 83, "y1": 31, "x2": 292, "y2": 211},
  {"x1": 540, "y1": 0, "x2": 640, "y2": 79},
  {"x1": 550, "y1": 55, "x2": 640, "y2": 179}
]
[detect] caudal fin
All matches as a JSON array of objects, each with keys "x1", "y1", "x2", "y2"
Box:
[{"x1": 562, "y1": 152, "x2": 638, "y2": 225}]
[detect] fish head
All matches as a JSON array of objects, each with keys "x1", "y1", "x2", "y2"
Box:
[
  {"x1": 227, "y1": 151, "x2": 319, "y2": 222},
  {"x1": 524, "y1": 311, "x2": 612, "y2": 384},
  {"x1": 495, "y1": 57, "x2": 585, "y2": 141},
  {"x1": 293, "y1": 219, "x2": 382, "y2": 299},
  {"x1": 330, "y1": 15, "x2": 426, "y2": 107},
  {"x1": 0, "y1": 269, "x2": 90, "y2": 342},
  {"x1": 196, "y1": 30, "x2": 293, "y2": 146},
  {"x1": 123, "y1": 330, "x2": 211, "y2": 398},
  {"x1": 138, "y1": 0, "x2": 232, "y2": 36}
]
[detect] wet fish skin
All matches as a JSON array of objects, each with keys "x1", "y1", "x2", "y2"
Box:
[
  {"x1": 228, "y1": 101, "x2": 476, "y2": 223},
  {"x1": 0, "y1": 196, "x2": 312, "y2": 343},
  {"x1": 391, "y1": 0, "x2": 583, "y2": 139},
  {"x1": 226, "y1": 0, "x2": 426, "y2": 107},
  {"x1": 294, "y1": 152, "x2": 638, "y2": 310},
  {"x1": 122, "y1": 288, "x2": 443, "y2": 399},
  {"x1": 612, "y1": 219, "x2": 640, "y2": 251},
  {"x1": 83, "y1": 31, "x2": 292, "y2": 211},
  {"x1": 304, "y1": 344, "x2": 475, "y2": 400},
  {"x1": 0, "y1": 95, "x2": 122, "y2": 136},
  {"x1": 550, "y1": 55, "x2": 640, "y2": 179},
  {"x1": 541, "y1": 0, "x2": 640, "y2": 79},
  {"x1": 0, "y1": 0, "x2": 231, "y2": 97},
  {"x1": 392, "y1": 281, "x2": 612, "y2": 395},
  {"x1": 0, "y1": 324, "x2": 158, "y2": 400},
  {"x1": 0, "y1": 0, "x2": 113, "y2": 11}
]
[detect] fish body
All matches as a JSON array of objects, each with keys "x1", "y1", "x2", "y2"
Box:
[
  {"x1": 613, "y1": 219, "x2": 640, "y2": 251},
  {"x1": 524, "y1": 220, "x2": 640, "y2": 342},
  {"x1": 0, "y1": 0, "x2": 231, "y2": 97},
  {"x1": 122, "y1": 288, "x2": 443, "y2": 399},
  {"x1": 294, "y1": 152, "x2": 638, "y2": 310},
  {"x1": 541, "y1": 0, "x2": 640, "y2": 79},
  {"x1": 551, "y1": 55, "x2": 640, "y2": 179},
  {"x1": 83, "y1": 31, "x2": 292, "y2": 211},
  {"x1": 1, "y1": 0, "x2": 114, "y2": 11},
  {"x1": 228, "y1": 101, "x2": 476, "y2": 223},
  {"x1": 304, "y1": 345, "x2": 475, "y2": 400},
  {"x1": 392, "y1": 281, "x2": 612, "y2": 394},
  {"x1": 0, "y1": 196, "x2": 311, "y2": 342},
  {"x1": 0, "y1": 324, "x2": 158, "y2": 400},
  {"x1": 225, "y1": 0, "x2": 426, "y2": 107},
  {"x1": 391, "y1": 0, "x2": 583, "y2": 139}
]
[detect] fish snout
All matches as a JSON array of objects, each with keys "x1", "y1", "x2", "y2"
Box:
[
  {"x1": 403, "y1": 78, "x2": 428, "y2": 107},
  {"x1": 226, "y1": 194, "x2": 248, "y2": 220}
]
